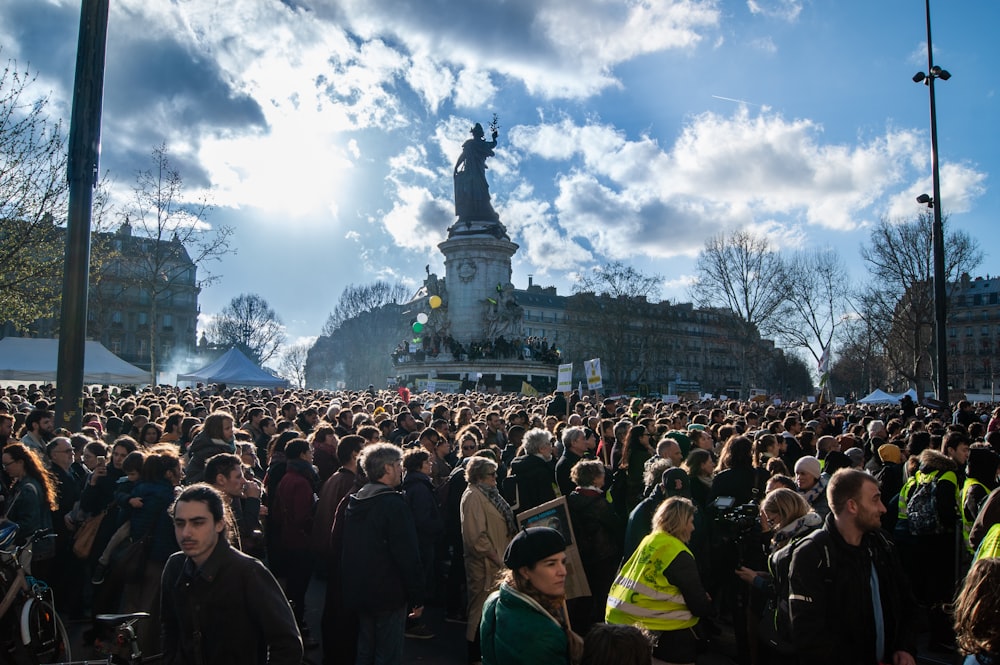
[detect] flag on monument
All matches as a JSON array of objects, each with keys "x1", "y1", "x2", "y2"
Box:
[
  {"x1": 584, "y1": 358, "x2": 603, "y2": 390},
  {"x1": 557, "y1": 363, "x2": 573, "y2": 392}
]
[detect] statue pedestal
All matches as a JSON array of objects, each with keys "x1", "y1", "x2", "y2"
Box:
[{"x1": 439, "y1": 226, "x2": 518, "y2": 344}]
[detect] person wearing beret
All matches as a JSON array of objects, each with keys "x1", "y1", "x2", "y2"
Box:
[{"x1": 479, "y1": 527, "x2": 583, "y2": 665}]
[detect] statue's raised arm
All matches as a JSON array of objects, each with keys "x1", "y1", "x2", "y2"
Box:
[{"x1": 453, "y1": 122, "x2": 500, "y2": 223}]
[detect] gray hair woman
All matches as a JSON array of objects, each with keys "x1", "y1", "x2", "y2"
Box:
[{"x1": 461, "y1": 455, "x2": 517, "y2": 663}]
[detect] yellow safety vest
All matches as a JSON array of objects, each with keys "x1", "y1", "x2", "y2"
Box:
[
  {"x1": 897, "y1": 469, "x2": 959, "y2": 522},
  {"x1": 606, "y1": 531, "x2": 698, "y2": 631},
  {"x1": 974, "y1": 522, "x2": 1000, "y2": 561},
  {"x1": 962, "y1": 478, "x2": 989, "y2": 553}
]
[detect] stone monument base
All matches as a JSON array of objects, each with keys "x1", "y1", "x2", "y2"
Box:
[{"x1": 394, "y1": 357, "x2": 556, "y2": 394}]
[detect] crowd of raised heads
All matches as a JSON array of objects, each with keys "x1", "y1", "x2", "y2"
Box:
[{"x1": 1, "y1": 381, "x2": 999, "y2": 665}]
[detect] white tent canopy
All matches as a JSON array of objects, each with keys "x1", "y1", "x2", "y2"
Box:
[
  {"x1": 0, "y1": 338, "x2": 152, "y2": 384},
  {"x1": 176, "y1": 347, "x2": 288, "y2": 388},
  {"x1": 856, "y1": 389, "x2": 900, "y2": 404}
]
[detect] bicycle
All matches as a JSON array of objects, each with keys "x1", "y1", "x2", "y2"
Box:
[{"x1": 0, "y1": 524, "x2": 71, "y2": 664}]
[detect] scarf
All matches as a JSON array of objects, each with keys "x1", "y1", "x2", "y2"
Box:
[
  {"x1": 799, "y1": 476, "x2": 827, "y2": 509},
  {"x1": 772, "y1": 510, "x2": 823, "y2": 550},
  {"x1": 476, "y1": 482, "x2": 517, "y2": 537}
]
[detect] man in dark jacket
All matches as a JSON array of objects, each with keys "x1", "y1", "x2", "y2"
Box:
[
  {"x1": 555, "y1": 426, "x2": 588, "y2": 497},
  {"x1": 788, "y1": 469, "x2": 917, "y2": 665},
  {"x1": 161, "y1": 484, "x2": 302, "y2": 665},
  {"x1": 340, "y1": 443, "x2": 423, "y2": 665}
]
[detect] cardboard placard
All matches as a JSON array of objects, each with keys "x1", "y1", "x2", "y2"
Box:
[{"x1": 516, "y1": 496, "x2": 592, "y2": 600}]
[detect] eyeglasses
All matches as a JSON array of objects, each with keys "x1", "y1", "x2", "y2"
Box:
[
  {"x1": 461, "y1": 444, "x2": 477, "y2": 451},
  {"x1": 1, "y1": 460, "x2": 16, "y2": 469}
]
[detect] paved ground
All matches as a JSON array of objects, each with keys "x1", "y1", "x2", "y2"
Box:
[{"x1": 63, "y1": 576, "x2": 962, "y2": 665}]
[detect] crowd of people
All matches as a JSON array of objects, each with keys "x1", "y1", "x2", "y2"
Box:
[
  {"x1": 392, "y1": 335, "x2": 561, "y2": 365},
  {"x1": 1, "y1": 383, "x2": 999, "y2": 665}
]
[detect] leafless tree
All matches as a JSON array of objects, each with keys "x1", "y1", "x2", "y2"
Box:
[
  {"x1": 858, "y1": 212, "x2": 982, "y2": 397},
  {"x1": 207, "y1": 293, "x2": 286, "y2": 366},
  {"x1": 119, "y1": 144, "x2": 234, "y2": 378},
  {"x1": 690, "y1": 230, "x2": 789, "y2": 396},
  {"x1": 567, "y1": 261, "x2": 664, "y2": 392},
  {"x1": 279, "y1": 342, "x2": 310, "y2": 388},
  {"x1": 322, "y1": 281, "x2": 410, "y2": 335},
  {"x1": 777, "y1": 249, "x2": 850, "y2": 370}
]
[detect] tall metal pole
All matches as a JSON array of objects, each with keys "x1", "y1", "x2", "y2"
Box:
[
  {"x1": 56, "y1": 0, "x2": 110, "y2": 432},
  {"x1": 923, "y1": 0, "x2": 949, "y2": 407}
]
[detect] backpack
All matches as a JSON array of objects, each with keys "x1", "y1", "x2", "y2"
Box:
[{"x1": 906, "y1": 470, "x2": 944, "y2": 536}]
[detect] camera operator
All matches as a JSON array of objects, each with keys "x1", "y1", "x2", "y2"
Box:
[
  {"x1": 709, "y1": 436, "x2": 769, "y2": 665},
  {"x1": 735, "y1": 489, "x2": 822, "y2": 664}
]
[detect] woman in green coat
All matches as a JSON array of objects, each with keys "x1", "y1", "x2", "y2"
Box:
[{"x1": 480, "y1": 527, "x2": 582, "y2": 665}]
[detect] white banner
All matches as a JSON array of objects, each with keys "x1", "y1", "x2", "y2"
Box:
[
  {"x1": 557, "y1": 363, "x2": 573, "y2": 392},
  {"x1": 584, "y1": 358, "x2": 603, "y2": 391}
]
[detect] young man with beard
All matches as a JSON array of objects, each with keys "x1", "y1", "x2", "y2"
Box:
[
  {"x1": 788, "y1": 469, "x2": 917, "y2": 665},
  {"x1": 19, "y1": 408, "x2": 54, "y2": 454},
  {"x1": 161, "y1": 484, "x2": 302, "y2": 665}
]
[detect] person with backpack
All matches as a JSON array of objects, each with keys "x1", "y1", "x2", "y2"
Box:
[
  {"x1": 895, "y1": 448, "x2": 960, "y2": 653},
  {"x1": 788, "y1": 469, "x2": 917, "y2": 665},
  {"x1": 735, "y1": 488, "x2": 822, "y2": 663}
]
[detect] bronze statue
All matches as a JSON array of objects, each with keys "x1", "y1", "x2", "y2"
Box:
[{"x1": 453, "y1": 121, "x2": 500, "y2": 222}]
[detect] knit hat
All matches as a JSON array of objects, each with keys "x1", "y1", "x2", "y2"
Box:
[
  {"x1": 661, "y1": 468, "x2": 691, "y2": 498},
  {"x1": 877, "y1": 443, "x2": 902, "y2": 464},
  {"x1": 504, "y1": 527, "x2": 566, "y2": 570},
  {"x1": 844, "y1": 447, "x2": 865, "y2": 467},
  {"x1": 794, "y1": 455, "x2": 822, "y2": 480}
]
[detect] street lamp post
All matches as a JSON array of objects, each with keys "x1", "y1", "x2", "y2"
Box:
[{"x1": 913, "y1": 0, "x2": 950, "y2": 408}]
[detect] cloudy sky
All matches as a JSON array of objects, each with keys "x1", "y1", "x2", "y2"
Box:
[{"x1": 2, "y1": 0, "x2": 997, "y2": 350}]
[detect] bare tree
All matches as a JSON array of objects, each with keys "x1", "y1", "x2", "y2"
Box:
[
  {"x1": 279, "y1": 342, "x2": 310, "y2": 388},
  {"x1": 322, "y1": 281, "x2": 410, "y2": 335},
  {"x1": 0, "y1": 58, "x2": 70, "y2": 328},
  {"x1": 120, "y1": 144, "x2": 234, "y2": 378},
  {"x1": 567, "y1": 262, "x2": 664, "y2": 392},
  {"x1": 690, "y1": 230, "x2": 789, "y2": 396},
  {"x1": 858, "y1": 212, "x2": 982, "y2": 397},
  {"x1": 777, "y1": 249, "x2": 850, "y2": 370},
  {"x1": 207, "y1": 293, "x2": 286, "y2": 365}
]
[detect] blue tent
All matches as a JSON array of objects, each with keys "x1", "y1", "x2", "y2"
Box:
[{"x1": 176, "y1": 347, "x2": 288, "y2": 388}]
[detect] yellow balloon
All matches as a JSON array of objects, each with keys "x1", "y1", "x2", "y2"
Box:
[{"x1": 429, "y1": 295, "x2": 442, "y2": 309}]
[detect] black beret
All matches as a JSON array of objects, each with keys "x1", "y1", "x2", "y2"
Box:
[{"x1": 503, "y1": 527, "x2": 566, "y2": 570}]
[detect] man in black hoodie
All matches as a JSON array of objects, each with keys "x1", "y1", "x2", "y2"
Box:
[{"x1": 340, "y1": 443, "x2": 423, "y2": 665}]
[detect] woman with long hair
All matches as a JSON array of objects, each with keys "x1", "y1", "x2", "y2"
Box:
[
  {"x1": 953, "y1": 557, "x2": 1000, "y2": 664},
  {"x1": 184, "y1": 411, "x2": 236, "y2": 484},
  {"x1": 480, "y1": 527, "x2": 581, "y2": 665},
  {"x1": 682, "y1": 448, "x2": 715, "y2": 510},
  {"x1": 2, "y1": 443, "x2": 58, "y2": 572},
  {"x1": 711, "y1": 435, "x2": 767, "y2": 505},
  {"x1": 607, "y1": 497, "x2": 711, "y2": 665},
  {"x1": 618, "y1": 424, "x2": 654, "y2": 514}
]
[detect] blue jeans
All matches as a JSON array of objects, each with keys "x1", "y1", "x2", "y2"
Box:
[{"x1": 356, "y1": 606, "x2": 406, "y2": 665}]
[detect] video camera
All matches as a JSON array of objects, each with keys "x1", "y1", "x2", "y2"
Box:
[{"x1": 711, "y1": 496, "x2": 762, "y2": 544}]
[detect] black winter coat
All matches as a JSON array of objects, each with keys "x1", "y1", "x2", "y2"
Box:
[
  {"x1": 340, "y1": 483, "x2": 424, "y2": 612},
  {"x1": 509, "y1": 454, "x2": 556, "y2": 513},
  {"x1": 788, "y1": 514, "x2": 917, "y2": 665}
]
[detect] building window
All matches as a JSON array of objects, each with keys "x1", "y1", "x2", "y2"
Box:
[
  {"x1": 162, "y1": 314, "x2": 173, "y2": 329},
  {"x1": 949, "y1": 328, "x2": 957, "y2": 338},
  {"x1": 974, "y1": 294, "x2": 983, "y2": 306},
  {"x1": 137, "y1": 339, "x2": 146, "y2": 356},
  {"x1": 138, "y1": 312, "x2": 148, "y2": 326},
  {"x1": 966, "y1": 327, "x2": 973, "y2": 337},
  {"x1": 112, "y1": 311, "x2": 122, "y2": 325},
  {"x1": 110, "y1": 339, "x2": 121, "y2": 355}
]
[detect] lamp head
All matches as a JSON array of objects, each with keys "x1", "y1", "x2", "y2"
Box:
[
  {"x1": 916, "y1": 193, "x2": 933, "y2": 206},
  {"x1": 912, "y1": 72, "x2": 926, "y2": 83}
]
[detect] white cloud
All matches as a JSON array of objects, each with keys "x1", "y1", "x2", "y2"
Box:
[
  {"x1": 746, "y1": 0, "x2": 802, "y2": 21},
  {"x1": 504, "y1": 107, "x2": 984, "y2": 262},
  {"x1": 750, "y1": 36, "x2": 778, "y2": 54},
  {"x1": 322, "y1": 0, "x2": 721, "y2": 98},
  {"x1": 345, "y1": 231, "x2": 361, "y2": 241}
]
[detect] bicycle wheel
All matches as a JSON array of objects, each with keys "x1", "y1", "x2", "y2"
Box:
[{"x1": 24, "y1": 600, "x2": 71, "y2": 663}]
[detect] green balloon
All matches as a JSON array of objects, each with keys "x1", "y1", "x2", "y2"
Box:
[{"x1": 413, "y1": 322, "x2": 424, "y2": 333}]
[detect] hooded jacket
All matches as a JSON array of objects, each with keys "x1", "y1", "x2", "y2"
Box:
[{"x1": 340, "y1": 482, "x2": 423, "y2": 612}]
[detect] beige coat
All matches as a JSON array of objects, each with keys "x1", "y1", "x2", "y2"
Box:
[{"x1": 461, "y1": 483, "x2": 512, "y2": 641}]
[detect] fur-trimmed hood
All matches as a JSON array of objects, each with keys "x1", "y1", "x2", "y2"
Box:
[{"x1": 917, "y1": 448, "x2": 957, "y2": 473}]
